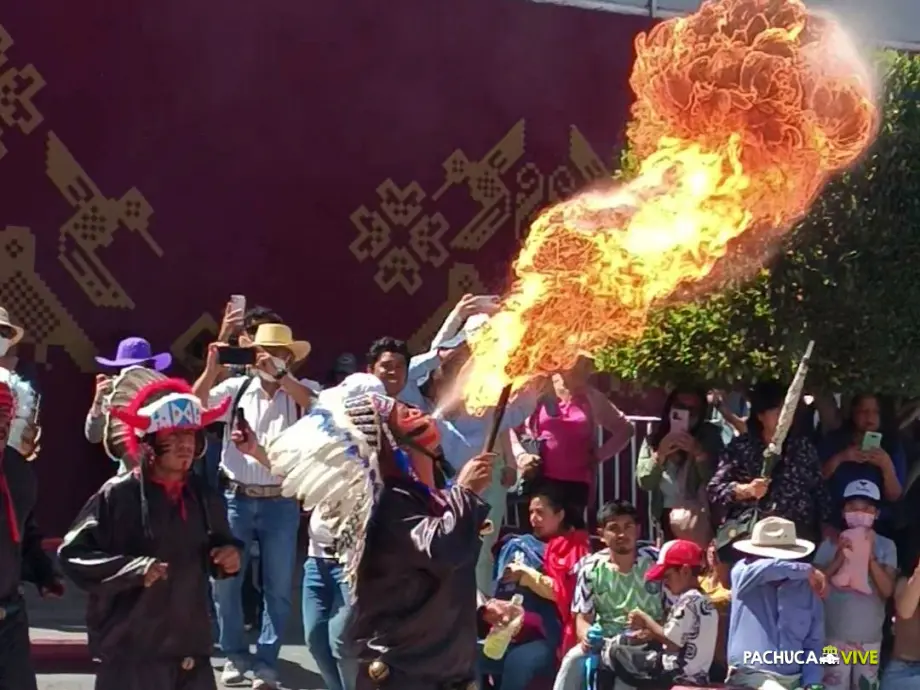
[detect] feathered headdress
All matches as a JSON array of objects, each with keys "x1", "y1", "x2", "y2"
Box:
[
  {"x1": 0, "y1": 369, "x2": 38, "y2": 458},
  {"x1": 103, "y1": 366, "x2": 166, "y2": 464},
  {"x1": 266, "y1": 373, "x2": 443, "y2": 594},
  {"x1": 107, "y1": 376, "x2": 230, "y2": 461}
]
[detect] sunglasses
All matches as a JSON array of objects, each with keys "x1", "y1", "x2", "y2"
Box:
[{"x1": 0, "y1": 325, "x2": 16, "y2": 340}]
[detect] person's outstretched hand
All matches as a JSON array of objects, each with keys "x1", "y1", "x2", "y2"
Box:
[{"x1": 457, "y1": 453, "x2": 496, "y2": 496}]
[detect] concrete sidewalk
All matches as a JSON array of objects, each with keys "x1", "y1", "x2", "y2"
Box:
[{"x1": 26, "y1": 570, "x2": 91, "y2": 665}]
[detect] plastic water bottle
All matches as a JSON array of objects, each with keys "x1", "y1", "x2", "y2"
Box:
[
  {"x1": 482, "y1": 593, "x2": 524, "y2": 660},
  {"x1": 583, "y1": 623, "x2": 605, "y2": 690}
]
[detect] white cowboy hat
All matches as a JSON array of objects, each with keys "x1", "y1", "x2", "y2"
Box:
[
  {"x1": 733, "y1": 516, "x2": 815, "y2": 560},
  {"x1": 0, "y1": 307, "x2": 24, "y2": 345},
  {"x1": 251, "y1": 323, "x2": 311, "y2": 362}
]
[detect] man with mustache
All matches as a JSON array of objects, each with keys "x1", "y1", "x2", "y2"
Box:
[{"x1": 59, "y1": 377, "x2": 242, "y2": 690}]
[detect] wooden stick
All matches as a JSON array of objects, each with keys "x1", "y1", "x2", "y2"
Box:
[{"x1": 482, "y1": 384, "x2": 513, "y2": 454}]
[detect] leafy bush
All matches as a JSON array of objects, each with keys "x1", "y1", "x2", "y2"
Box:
[{"x1": 597, "y1": 51, "x2": 920, "y2": 393}]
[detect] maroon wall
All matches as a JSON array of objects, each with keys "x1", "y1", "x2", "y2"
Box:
[{"x1": 0, "y1": 0, "x2": 655, "y2": 535}]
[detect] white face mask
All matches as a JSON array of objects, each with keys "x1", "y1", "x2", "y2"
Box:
[
  {"x1": 0, "y1": 336, "x2": 11, "y2": 357},
  {"x1": 255, "y1": 356, "x2": 288, "y2": 382}
]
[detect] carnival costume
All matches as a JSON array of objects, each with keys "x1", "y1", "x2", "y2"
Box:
[
  {"x1": 59, "y1": 374, "x2": 241, "y2": 690},
  {"x1": 0, "y1": 368, "x2": 51, "y2": 690},
  {"x1": 0, "y1": 333, "x2": 55, "y2": 690},
  {"x1": 265, "y1": 373, "x2": 489, "y2": 689}
]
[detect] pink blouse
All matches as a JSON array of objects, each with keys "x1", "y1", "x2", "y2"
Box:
[
  {"x1": 533, "y1": 396, "x2": 595, "y2": 484},
  {"x1": 528, "y1": 389, "x2": 634, "y2": 487}
]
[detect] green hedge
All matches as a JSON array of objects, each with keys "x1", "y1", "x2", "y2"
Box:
[{"x1": 596, "y1": 51, "x2": 920, "y2": 393}]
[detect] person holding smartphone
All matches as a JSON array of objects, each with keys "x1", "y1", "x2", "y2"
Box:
[
  {"x1": 192, "y1": 302, "x2": 320, "y2": 690},
  {"x1": 85, "y1": 336, "x2": 174, "y2": 472},
  {"x1": 819, "y1": 394, "x2": 905, "y2": 536},
  {"x1": 635, "y1": 386, "x2": 724, "y2": 546}
]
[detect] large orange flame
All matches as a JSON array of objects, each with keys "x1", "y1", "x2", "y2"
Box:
[{"x1": 462, "y1": 0, "x2": 878, "y2": 410}]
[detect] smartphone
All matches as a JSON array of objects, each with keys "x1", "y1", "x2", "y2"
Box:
[
  {"x1": 234, "y1": 408, "x2": 247, "y2": 433},
  {"x1": 862, "y1": 431, "x2": 883, "y2": 451},
  {"x1": 218, "y1": 346, "x2": 256, "y2": 367},
  {"x1": 229, "y1": 294, "x2": 246, "y2": 315},
  {"x1": 670, "y1": 408, "x2": 690, "y2": 433}
]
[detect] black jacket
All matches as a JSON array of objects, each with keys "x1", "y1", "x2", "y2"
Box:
[
  {"x1": 348, "y1": 480, "x2": 490, "y2": 683},
  {"x1": 58, "y1": 471, "x2": 240, "y2": 661},
  {"x1": 0, "y1": 447, "x2": 56, "y2": 602}
]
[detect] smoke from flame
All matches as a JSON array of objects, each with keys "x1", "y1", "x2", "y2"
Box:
[{"x1": 461, "y1": 0, "x2": 878, "y2": 411}]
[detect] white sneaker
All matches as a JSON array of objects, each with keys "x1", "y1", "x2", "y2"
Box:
[{"x1": 221, "y1": 661, "x2": 247, "y2": 685}]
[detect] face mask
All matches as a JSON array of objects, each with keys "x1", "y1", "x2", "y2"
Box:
[
  {"x1": 0, "y1": 337, "x2": 10, "y2": 357},
  {"x1": 844, "y1": 511, "x2": 875, "y2": 528},
  {"x1": 255, "y1": 356, "x2": 288, "y2": 382}
]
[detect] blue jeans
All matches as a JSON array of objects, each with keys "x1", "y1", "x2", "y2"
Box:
[
  {"x1": 881, "y1": 659, "x2": 920, "y2": 690},
  {"x1": 479, "y1": 639, "x2": 557, "y2": 690},
  {"x1": 214, "y1": 492, "x2": 301, "y2": 675},
  {"x1": 302, "y1": 557, "x2": 356, "y2": 690}
]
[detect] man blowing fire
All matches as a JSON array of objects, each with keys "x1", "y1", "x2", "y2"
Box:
[{"x1": 235, "y1": 373, "x2": 509, "y2": 689}]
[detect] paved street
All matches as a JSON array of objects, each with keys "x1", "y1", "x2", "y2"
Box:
[
  {"x1": 30, "y1": 551, "x2": 327, "y2": 690},
  {"x1": 37, "y1": 646, "x2": 327, "y2": 690}
]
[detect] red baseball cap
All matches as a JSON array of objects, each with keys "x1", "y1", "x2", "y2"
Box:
[{"x1": 645, "y1": 539, "x2": 703, "y2": 581}]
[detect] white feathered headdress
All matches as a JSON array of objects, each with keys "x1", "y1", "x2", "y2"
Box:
[{"x1": 266, "y1": 373, "x2": 393, "y2": 591}]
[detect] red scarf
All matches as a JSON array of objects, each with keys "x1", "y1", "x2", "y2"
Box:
[
  {"x1": 543, "y1": 530, "x2": 590, "y2": 658},
  {"x1": 143, "y1": 471, "x2": 188, "y2": 521},
  {"x1": 0, "y1": 460, "x2": 19, "y2": 543}
]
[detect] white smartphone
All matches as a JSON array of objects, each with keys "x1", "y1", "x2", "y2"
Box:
[
  {"x1": 229, "y1": 294, "x2": 246, "y2": 315},
  {"x1": 670, "y1": 408, "x2": 690, "y2": 433}
]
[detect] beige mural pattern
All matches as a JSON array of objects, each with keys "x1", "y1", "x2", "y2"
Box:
[
  {"x1": 349, "y1": 118, "x2": 610, "y2": 348},
  {"x1": 0, "y1": 21, "x2": 163, "y2": 370}
]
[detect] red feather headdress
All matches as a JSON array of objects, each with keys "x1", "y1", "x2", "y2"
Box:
[{"x1": 108, "y1": 378, "x2": 230, "y2": 458}]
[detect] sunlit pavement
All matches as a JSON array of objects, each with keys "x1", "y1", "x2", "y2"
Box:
[{"x1": 37, "y1": 646, "x2": 327, "y2": 689}]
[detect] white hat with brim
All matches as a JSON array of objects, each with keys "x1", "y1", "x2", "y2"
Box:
[
  {"x1": 0, "y1": 307, "x2": 24, "y2": 346},
  {"x1": 251, "y1": 323, "x2": 311, "y2": 362},
  {"x1": 732, "y1": 516, "x2": 815, "y2": 560}
]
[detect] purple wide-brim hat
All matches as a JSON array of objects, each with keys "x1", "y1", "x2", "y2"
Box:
[{"x1": 95, "y1": 336, "x2": 172, "y2": 371}]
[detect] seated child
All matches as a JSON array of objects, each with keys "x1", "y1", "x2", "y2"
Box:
[
  {"x1": 601, "y1": 539, "x2": 718, "y2": 688},
  {"x1": 815, "y1": 479, "x2": 896, "y2": 690}
]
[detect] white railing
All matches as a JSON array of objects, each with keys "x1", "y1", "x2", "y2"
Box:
[{"x1": 504, "y1": 415, "x2": 663, "y2": 542}]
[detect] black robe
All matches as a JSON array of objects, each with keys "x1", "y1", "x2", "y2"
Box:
[
  {"x1": 349, "y1": 479, "x2": 490, "y2": 690},
  {"x1": 0, "y1": 447, "x2": 57, "y2": 690},
  {"x1": 58, "y1": 471, "x2": 240, "y2": 690}
]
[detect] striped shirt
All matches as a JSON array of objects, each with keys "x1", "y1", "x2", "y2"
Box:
[{"x1": 207, "y1": 375, "x2": 321, "y2": 486}]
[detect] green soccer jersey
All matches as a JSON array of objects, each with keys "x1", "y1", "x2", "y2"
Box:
[{"x1": 572, "y1": 549, "x2": 664, "y2": 636}]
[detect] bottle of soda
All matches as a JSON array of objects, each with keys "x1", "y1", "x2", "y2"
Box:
[{"x1": 482, "y1": 593, "x2": 524, "y2": 660}]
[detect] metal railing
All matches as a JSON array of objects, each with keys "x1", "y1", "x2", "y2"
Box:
[{"x1": 503, "y1": 415, "x2": 662, "y2": 542}]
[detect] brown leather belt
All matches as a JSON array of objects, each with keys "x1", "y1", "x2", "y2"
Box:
[{"x1": 224, "y1": 478, "x2": 284, "y2": 499}]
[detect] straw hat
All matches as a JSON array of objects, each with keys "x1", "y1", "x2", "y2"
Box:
[
  {"x1": 733, "y1": 516, "x2": 815, "y2": 560},
  {"x1": 0, "y1": 308, "x2": 25, "y2": 345},
  {"x1": 251, "y1": 324, "x2": 311, "y2": 362}
]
